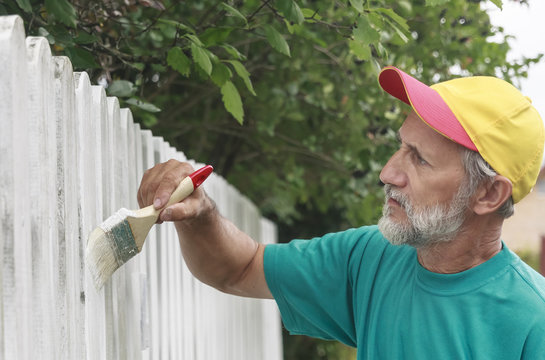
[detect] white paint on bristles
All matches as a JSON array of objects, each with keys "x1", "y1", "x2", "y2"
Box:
[{"x1": 0, "y1": 15, "x2": 282, "y2": 360}]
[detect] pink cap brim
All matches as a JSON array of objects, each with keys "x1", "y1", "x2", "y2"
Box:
[{"x1": 378, "y1": 66, "x2": 477, "y2": 151}]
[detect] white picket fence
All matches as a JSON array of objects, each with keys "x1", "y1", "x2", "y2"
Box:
[{"x1": 0, "y1": 15, "x2": 282, "y2": 360}]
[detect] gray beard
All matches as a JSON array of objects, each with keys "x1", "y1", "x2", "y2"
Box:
[{"x1": 378, "y1": 184, "x2": 470, "y2": 249}]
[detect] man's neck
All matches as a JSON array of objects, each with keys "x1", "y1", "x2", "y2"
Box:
[{"x1": 416, "y1": 217, "x2": 503, "y2": 274}]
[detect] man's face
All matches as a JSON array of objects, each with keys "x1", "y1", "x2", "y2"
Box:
[{"x1": 378, "y1": 112, "x2": 471, "y2": 248}]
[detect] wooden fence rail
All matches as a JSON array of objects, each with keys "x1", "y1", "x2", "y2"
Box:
[{"x1": 0, "y1": 15, "x2": 282, "y2": 360}]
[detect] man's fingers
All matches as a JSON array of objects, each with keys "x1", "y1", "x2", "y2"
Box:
[
  {"x1": 138, "y1": 162, "x2": 165, "y2": 207},
  {"x1": 153, "y1": 172, "x2": 182, "y2": 209},
  {"x1": 159, "y1": 200, "x2": 198, "y2": 222},
  {"x1": 137, "y1": 159, "x2": 195, "y2": 209},
  {"x1": 153, "y1": 161, "x2": 195, "y2": 209}
]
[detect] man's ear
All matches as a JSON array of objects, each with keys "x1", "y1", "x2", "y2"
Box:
[{"x1": 472, "y1": 175, "x2": 513, "y2": 215}]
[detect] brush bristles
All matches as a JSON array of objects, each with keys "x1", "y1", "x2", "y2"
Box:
[
  {"x1": 86, "y1": 209, "x2": 139, "y2": 289},
  {"x1": 86, "y1": 227, "x2": 121, "y2": 289}
]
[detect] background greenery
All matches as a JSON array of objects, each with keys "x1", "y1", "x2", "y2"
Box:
[{"x1": 1, "y1": 0, "x2": 541, "y2": 358}]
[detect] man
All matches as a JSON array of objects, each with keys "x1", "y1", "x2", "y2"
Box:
[{"x1": 138, "y1": 66, "x2": 545, "y2": 359}]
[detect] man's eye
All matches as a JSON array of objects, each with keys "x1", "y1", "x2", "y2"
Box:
[{"x1": 413, "y1": 152, "x2": 428, "y2": 166}]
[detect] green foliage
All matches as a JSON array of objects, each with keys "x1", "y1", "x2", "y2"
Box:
[
  {"x1": 220, "y1": 80, "x2": 244, "y2": 124},
  {"x1": 63, "y1": 46, "x2": 99, "y2": 68},
  {"x1": 264, "y1": 24, "x2": 291, "y2": 57},
  {"x1": 227, "y1": 60, "x2": 256, "y2": 95},
  {"x1": 44, "y1": 0, "x2": 76, "y2": 28},
  {"x1": 14, "y1": 0, "x2": 31, "y2": 13},
  {"x1": 489, "y1": 0, "x2": 504, "y2": 9},
  {"x1": 426, "y1": 0, "x2": 451, "y2": 6},
  {"x1": 107, "y1": 80, "x2": 137, "y2": 98},
  {"x1": 220, "y1": 2, "x2": 248, "y2": 25},
  {"x1": 167, "y1": 47, "x2": 191, "y2": 77},
  {"x1": 126, "y1": 98, "x2": 161, "y2": 113},
  {"x1": 277, "y1": 0, "x2": 305, "y2": 25}
]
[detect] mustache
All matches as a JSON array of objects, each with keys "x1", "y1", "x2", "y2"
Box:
[{"x1": 383, "y1": 184, "x2": 410, "y2": 210}]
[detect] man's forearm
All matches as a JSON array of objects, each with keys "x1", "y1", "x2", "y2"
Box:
[{"x1": 173, "y1": 196, "x2": 272, "y2": 299}]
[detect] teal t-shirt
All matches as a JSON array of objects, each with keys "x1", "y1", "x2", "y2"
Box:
[{"x1": 264, "y1": 226, "x2": 545, "y2": 359}]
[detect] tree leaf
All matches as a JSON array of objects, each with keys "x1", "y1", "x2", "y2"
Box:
[
  {"x1": 374, "y1": 7, "x2": 409, "y2": 32},
  {"x1": 167, "y1": 46, "x2": 191, "y2": 77},
  {"x1": 348, "y1": 39, "x2": 371, "y2": 60},
  {"x1": 38, "y1": 27, "x2": 55, "y2": 44},
  {"x1": 301, "y1": 8, "x2": 322, "y2": 22},
  {"x1": 425, "y1": 0, "x2": 450, "y2": 6},
  {"x1": 227, "y1": 60, "x2": 256, "y2": 96},
  {"x1": 73, "y1": 31, "x2": 98, "y2": 45},
  {"x1": 220, "y1": 3, "x2": 247, "y2": 25},
  {"x1": 190, "y1": 42, "x2": 212, "y2": 75},
  {"x1": 383, "y1": 17, "x2": 409, "y2": 43},
  {"x1": 157, "y1": 18, "x2": 194, "y2": 33},
  {"x1": 126, "y1": 98, "x2": 161, "y2": 113},
  {"x1": 489, "y1": 0, "x2": 503, "y2": 9},
  {"x1": 15, "y1": 0, "x2": 32, "y2": 12},
  {"x1": 353, "y1": 15, "x2": 380, "y2": 44},
  {"x1": 64, "y1": 47, "x2": 99, "y2": 69},
  {"x1": 200, "y1": 27, "x2": 233, "y2": 47},
  {"x1": 107, "y1": 80, "x2": 137, "y2": 98},
  {"x1": 45, "y1": 24, "x2": 74, "y2": 46},
  {"x1": 211, "y1": 62, "x2": 232, "y2": 87},
  {"x1": 220, "y1": 81, "x2": 244, "y2": 124},
  {"x1": 185, "y1": 34, "x2": 203, "y2": 47},
  {"x1": 263, "y1": 25, "x2": 291, "y2": 57},
  {"x1": 44, "y1": 0, "x2": 77, "y2": 28},
  {"x1": 349, "y1": 0, "x2": 364, "y2": 13},
  {"x1": 221, "y1": 44, "x2": 247, "y2": 60},
  {"x1": 277, "y1": 0, "x2": 305, "y2": 25}
]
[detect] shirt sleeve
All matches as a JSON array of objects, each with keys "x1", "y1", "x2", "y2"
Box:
[{"x1": 263, "y1": 225, "x2": 387, "y2": 347}]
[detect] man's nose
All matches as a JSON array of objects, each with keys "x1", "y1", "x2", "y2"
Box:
[{"x1": 379, "y1": 150, "x2": 407, "y2": 188}]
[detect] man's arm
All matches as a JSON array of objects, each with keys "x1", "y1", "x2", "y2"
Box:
[{"x1": 137, "y1": 159, "x2": 273, "y2": 299}]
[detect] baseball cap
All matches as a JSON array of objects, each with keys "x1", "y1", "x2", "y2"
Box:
[{"x1": 378, "y1": 65, "x2": 544, "y2": 203}]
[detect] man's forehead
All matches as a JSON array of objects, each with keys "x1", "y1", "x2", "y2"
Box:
[
  {"x1": 398, "y1": 112, "x2": 464, "y2": 157},
  {"x1": 400, "y1": 113, "x2": 450, "y2": 142}
]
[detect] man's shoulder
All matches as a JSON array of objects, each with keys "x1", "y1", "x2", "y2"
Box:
[
  {"x1": 504, "y1": 259, "x2": 545, "y2": 345},
  {"x1": 510, "y1": 256, "x2": 545, "y2": 306}
]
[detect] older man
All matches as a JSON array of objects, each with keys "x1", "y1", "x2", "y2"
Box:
[{"x1": 138, "y1": 66, "x2": 545, "y2": 359}]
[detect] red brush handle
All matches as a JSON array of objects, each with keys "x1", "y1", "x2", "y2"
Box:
[{"x1": 189, "y1": 165, "x2": 214, "y2": 188}]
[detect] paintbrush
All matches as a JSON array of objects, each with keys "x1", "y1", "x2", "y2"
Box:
[{"x1": 86, "y1": 164, "x2": 214, "y2": 289}]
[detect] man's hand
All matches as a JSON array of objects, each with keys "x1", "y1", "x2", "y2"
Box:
[
  {"x1": 137, "y1": 159, "x2": 273, "y2": 299},
  {"x1": 137, "y1": 160, "x2": 213, "y2": 223}
]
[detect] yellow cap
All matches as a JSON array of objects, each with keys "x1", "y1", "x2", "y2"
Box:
[{"x1": 379, "y1": 66, "x2": 544, "y2": 203}]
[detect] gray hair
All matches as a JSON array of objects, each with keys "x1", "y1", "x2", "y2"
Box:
[{"x1": 460, "y1": 148, "x2": 514, "y2": 218}]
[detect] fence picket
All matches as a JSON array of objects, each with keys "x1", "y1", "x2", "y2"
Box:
[
  {"x1": 140, "y1": 129, "x2": 158, "y2": 359},
  {"x1": 53, "y1": 55, "x2": 74, "y2": 360},
  {"x1": 0, "y1": 15, "x2": 30, "y2": 360},
  {"x1": 84, "y1": 84, "x2": 108, "y2": 360}
]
